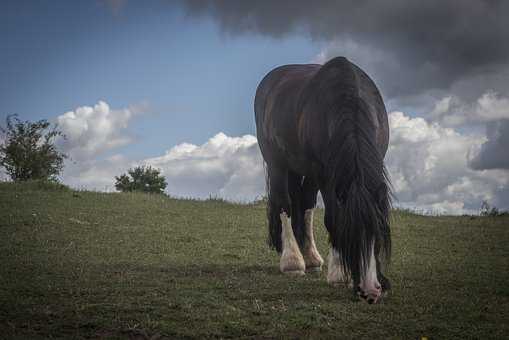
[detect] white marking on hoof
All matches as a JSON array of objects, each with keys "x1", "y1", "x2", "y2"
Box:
[
  {"x1": 302, "y1": 209, "x2": 324, "y2": 272},
  {"x1": 279, "y1": 212, "x2": 305, "y2": 275},
  {"x1": 327, "y1": 247, "x2": 350, "y2": 286},
  {"x1": 358, "y1": 242, "x2": 382, "y2": 304}
]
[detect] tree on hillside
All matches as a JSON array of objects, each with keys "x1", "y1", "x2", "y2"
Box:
[
  {"x1": 0, "y1": 114, "x2": 67, "y2": 182},
  {"x1": 115, "y1": 165, "x2": 167, "y2": 194},
  {"x1": 480, "y1": 200, "x2": 508, "y2": 217}
]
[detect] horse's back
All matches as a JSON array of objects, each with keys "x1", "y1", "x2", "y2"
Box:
[
  {"x1": 255, "y1": 64, "x2": 319, "y2": 119},
  {"x1": 255, "y1": 57, "x2": 389, "y2": 170},
  {"x1": 255, "y1": 64, "x2": 320, "y2": 130},
  {"x1": 254, "y1": 64, "x2": 320, "y2": 166}
]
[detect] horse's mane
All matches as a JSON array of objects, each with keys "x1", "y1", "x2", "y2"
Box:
[{"x1": 308, "y1": 57, "x2": 392, "y2": 283}]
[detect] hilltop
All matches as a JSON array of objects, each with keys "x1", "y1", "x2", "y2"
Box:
[{"x1": 1, "y1": 181, "x2": 508, "y2": 339}]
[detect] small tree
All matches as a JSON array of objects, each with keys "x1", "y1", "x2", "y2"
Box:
[
  {"x1": 480, "y1": 200, "x2": 507, "y2": 217},
  {"x1": 0, "y1": 114, "x2": 67, "y2": 182},
  {"x1": 115, "y1": 165, "x2": 167, "y2": 194}
]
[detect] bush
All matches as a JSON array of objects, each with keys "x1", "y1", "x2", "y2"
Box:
[
  {"x1": 0, "y1": 114, "x2": 67, "y2": 182},
  {"x1": 480, "y1": 200, "x2": 508, "y2": 217},
  {"x1": 115, "y1": 165, "x2": 167, "y2": 194}
]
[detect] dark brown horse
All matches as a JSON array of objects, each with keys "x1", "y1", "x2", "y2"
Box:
[{"x1": 254, "y1": 57, "x2": 391, "y2": 304}]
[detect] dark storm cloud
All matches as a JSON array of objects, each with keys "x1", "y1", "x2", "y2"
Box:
[
  {"x1": 470, "y1": 120, "x2": 509, "y2": 170},
  {"x1": 181, "y1": 0, "x2": 509, "y2": 188},
  {"x1": 180, "y1": 0, "x2": 509, "y2": 99}
]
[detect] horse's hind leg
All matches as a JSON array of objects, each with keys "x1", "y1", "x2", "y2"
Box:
[
  {"x1": 287, "y1": 173, "x2": 323, "y2": 271},
  {"x1": 267, "y1": 165, "x2": 305, "y2": 276},
  {"x1": 299, "y1": 177, "x2": 323, "y2": 272}
]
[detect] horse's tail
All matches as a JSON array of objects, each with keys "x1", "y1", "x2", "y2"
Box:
[
  {"x1": 265, "y1": 164, "x2": 283, "y2": 253},
  {"x1": 324, "y1": 101, "x2": 391, "y2": 284}
]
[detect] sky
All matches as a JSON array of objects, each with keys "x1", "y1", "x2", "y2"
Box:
[{"x1": 1, "y1": 0, "x2": 509, "y2": 214}]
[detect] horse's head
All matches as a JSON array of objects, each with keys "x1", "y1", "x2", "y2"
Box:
[
  {"x1": 328, "y1": 178, "x2": 391, "y2": 304},
  {"x1": 355, "y1": 241, "x2": 383, "y2": 304}
]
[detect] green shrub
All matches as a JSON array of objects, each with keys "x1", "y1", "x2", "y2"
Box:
[
  {"x1": 114, "y1": 165, "x2": 167, "y2": 194},
  {"x1": 0, "y1": 115, "x2": 67, "y2": 182}
]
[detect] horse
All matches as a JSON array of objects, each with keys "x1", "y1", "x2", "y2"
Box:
[{"x1": 254, "y1": 56, "x2": 392, "y2": 304}]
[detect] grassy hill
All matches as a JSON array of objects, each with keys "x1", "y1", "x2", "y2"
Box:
[{"x1": 1, "y1": 181, "x2": 508, "y2": 339}]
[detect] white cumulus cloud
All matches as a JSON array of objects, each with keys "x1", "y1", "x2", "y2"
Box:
[
  {"x1": 430, "y1": 91, "x2": 509, "y2": 126},
  {"x1": 145, "y1": 133, "x2": 265, "y2": 201},
  {"x1": 47, "y1": 100, "x2": 508, "y2": 214},
  {"x1": 62, "y1": 154, "x2": 132, "y2": 192},
  {"x1": 386, "y1": 111, "x2": 509, "y2": 214},
  {"x1": 428, "y1": 92, "x2": 509, "y2": 171},
  {"x1": 57, "y1": 101, "x2": 137, "y2": 160}
]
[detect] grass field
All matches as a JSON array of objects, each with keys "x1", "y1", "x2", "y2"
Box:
[{"x1": 1, "y1": 181, "x2": 508, "y2": 339}]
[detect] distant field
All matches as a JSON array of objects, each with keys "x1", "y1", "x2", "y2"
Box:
[{"x1": 1, "y1": 181, "x2": 508, "y2": 339}]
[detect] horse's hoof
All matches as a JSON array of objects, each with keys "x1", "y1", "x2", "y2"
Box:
[
  {"x1": 306, "y1": 266, "x2": 322, "y2": 273},
  {"x1": 280, "y1": 252, "x2": 305, "y2": 275},
  {"x1": 356, "y1": 285, "x2": 382, "y2": 304},
  {"x1": 282, "y1": 270, "x2": 305, "y2": 276}
]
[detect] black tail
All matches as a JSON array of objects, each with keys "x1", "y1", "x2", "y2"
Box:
[
  {"x1": 288, "y1": 172, "x2": 306, "y2": 249},
  {"x1": 266, "y1": 165, "x2": 283, "y2": 252},
  {"x1": 267, "y1": 200, "x2": 283, "y2": 252},
  {"x1": 324, "y1": 100, "x2": 391, "y2": 284}
]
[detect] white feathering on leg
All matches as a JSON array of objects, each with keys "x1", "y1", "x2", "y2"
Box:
[
  {"x1": 279, "y1": 212, "x2": 305, "y2": 275},
  {"x1": 302, "y1": 209, "x2": 324, "y2": 271},
  {"x1": 358, "y1": 241, "x2": 381, "y2": 301}
]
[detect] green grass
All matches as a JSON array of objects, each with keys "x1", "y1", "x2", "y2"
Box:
[{"x1": 1, "y1": 181, "x2": 508, "y2": 339}]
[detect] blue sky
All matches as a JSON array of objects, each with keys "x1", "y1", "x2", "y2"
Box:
[
  {"x1": 2, "y1": 1, "x2": 509, "y2": 213},
  {"x1": 1, "y1": 1, "x2": 323, "y2": 158}
]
